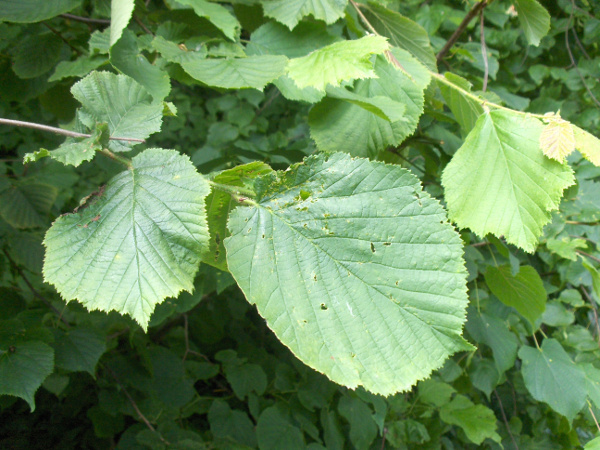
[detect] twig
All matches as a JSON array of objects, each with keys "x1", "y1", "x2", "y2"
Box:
[
  {"x1": 43, "y1": 23, "x2": 82, "y2": 55},
  {"x1": 494, "y1": 390, "x2": 519, "y2": 449},
  {"x1": 480, "y1": 9, "x2": 488, "y2": 92},
  {"x1": 2, "y1": 249, "x2": 70, "y2": 327},
  {"x1": 0, "y1": 118, "x2": 146, "y2": 143},
  {"x1": 105, "y1": 365, "x2": 169, "y2": 445},
  {"x1": 60, "y1": 13, "x2": 110, "y2": 25},
  {"x1": 182, "y1": 314, "x2": 210, "y2": 362},
  {"x1": 133, "y1": 14, "x2": 154, "y2": 36},
  {"x1": 578, "y1": 250, "x2": 600, "y2": 264},
  {"x1": 589, "y1": 401, "x2": 600, "y2": 432},
  {"x1": 580, "y1": 286, "x2": 600, "y2": 347},
  {"x1": 566, "y1": 0, "x2": 600, "y2": 108},
  {"x1": 572, "y1": 28, "x2": 590, "y2": 59},
  {"x1": 437, "y1": 1, "x2": 488, "y2": 63}
]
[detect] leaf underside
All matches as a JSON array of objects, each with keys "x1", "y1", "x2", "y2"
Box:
[{"x1": 225, "y1": 153, "x2": 470, "y2": 395}]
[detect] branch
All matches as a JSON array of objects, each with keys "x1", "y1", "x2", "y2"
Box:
[
  {"x1": 480, "y1": 9, "x2": 489, "y2": 92},
  {"x1": 0, "y1": 118, "x2": 146, "y2": 143},
  {"x1": 437, "y1": 1, "x2": 488, "y2": 64},
  {"x1": 60, "y1": 13, "x2": 110, "y2": 25}
]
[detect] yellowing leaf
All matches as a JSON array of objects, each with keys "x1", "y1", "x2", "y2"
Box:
[
  {"x1": 539, "y1": 119, "x2": 575, "y2": 162},
  {"x1": 573, "y1": 125, "x2": 600, "y2": 166},
  {"x1": 286, "y1": 35, "x2": 389, "y2": 92}
]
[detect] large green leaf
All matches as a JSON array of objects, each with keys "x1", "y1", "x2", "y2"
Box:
[
  {"x1": 286, "y1": 35, "x2": 389, "y2": 92},
  {"x1": 110, "y1": 0, "x2": 134, "y2": 46},
  {"x1": 0, "y1": 341, "x2": 54, "y2": 411},
  {"x1": 513, "y1": 0, "x2": 550, "y2": 47},
  {"x1": 518, "y1": 339, "x2": 587, "y2": 420},
  {"x1": 71, "y1": 71, "x2": 163, "y2": 152},
  {"x1": 179, "y1": 55, "x2": 288, "y2": 90},
  {"x1": 204, "y1": 162, "x2": 274, "y2": 271},
  {"x1": 225, "y1": 153, "x2": 471, "y2": 395},
  {"x1": 262, "y1": 0, "x2": 348, "y2": 30},
  {"x1": 110, "y1": 30, "x2": 171, "y2": 101},
  {"x1": 360, "y1": 1, "x2": 437, "y2": 70},
  {"x1": 309, "y1": 49, "x2": 428, "y2": 157},
  {"x1": 43, "y1": 149, "x2": 210, "y2": 330},
  {"x1": 484, "y1": 265, "x2": 546, "y2": 325},
  {"x1": 442, "y1": 111, "x2": 574, "y2": 252},
  {"x1": 0, "y1": 0, "x2": 80, "y2": 23},
  {"x1": 175, "y1": 0, "x2": 240, "y2": 40}
]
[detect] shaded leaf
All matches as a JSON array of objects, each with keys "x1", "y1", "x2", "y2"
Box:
[
  {"x1": 0, "y1": 0, "x2": 80, "y2": 23},
  {"x1": 176, "y1": 0, "x2": 240, "y2": 40},
  {"x1": 0, "y1": 182, "x2": 58, "y2": 229},
  {"x1": 54, "y1": 327, "x2": 106, "y2": 375},
  {"x1": 262, "y1": 0, "x2": 348, "y2": 30},
  {"x1": 43, "y1": 149, "x2": 210, "y2": 330},
  {"x1": 49, "y1": 55, "x2": 109, "y2": 82},
  {"x1": 208, "y1": 399, "x2": 257, "y2": 447},
  {"x1": 12, "y1": 33, "x2": 63, "y2": 79},
  {"x1": 225, "y1": 153, "x2": 470, "y2": 395},
  {"x1": 257, "y1": 406, "x2": 305, "y2": 450},
  {"x1": 442, "y1": 111, "x2": 574, "y2": 252},
  {"x1": 518, "y1": 338, "x2": 586, "y2": 420},
  {"x1": 439, "y1": 395, "x2": 501, "y2": 444},
  {"x1": 484, "y1": 265, "x2": 546, "y2": 325},
  {"x1": 338, "y1": 396, "x2": 377, "y2": 449}
]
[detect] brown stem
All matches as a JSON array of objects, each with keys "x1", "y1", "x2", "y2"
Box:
[
  {"x1": 494, "y1": 390, "x2": 519, "y2": 449},
  {"x1": 60, "y1": 13, "x2": 110, "y2": 25},
  {"x1": 436, "y1": 1, "x2": 488, "y2": 64},
  {"x1": 2, "y1": 249, "x2": 70, "y2": 327},
  {"x1": 0, "y1": 118, "x2": 146, "y2": 143},
  {"x1": 480, "y1": 9, "x2": 488, "y2": 92},
  {"x1": 578, "y1": 250, "x2": 600, "y2": 264},
  {"x1": 43, "y1": 23, "x2": 82, "y2": 55}
]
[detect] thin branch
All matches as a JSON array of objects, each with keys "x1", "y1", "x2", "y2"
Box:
[
  {"x1": 494, "y1": 390, "x2": 519, "y2": 449},
  {"x1": 572, "y1": 28, "x2": 590, "y2": 59},
  {"x1": 589, "y1": 401, "x2": 600, "y2": 432},
  {"x1": 60, "y1": 13, "x2": 110, "y2": 25},
  {"x1": 480, "y1": 9, "x2": 489, "y2": 92},
  {"x1": 0, "y1": 118, "x2": 146, "y2": 143},
  {"x1": 578, "y1": 250, "x2": 600, "y2": 264},
  {"x1": 2, "y1": 249, "x2": 70, "y2": 327},
  {"x1": 581, "y1": 286, "x2": 600, "y2": 347},
  {"x1": 133, "y1": 14, "x2": 154, "y2": 36},
  {"x1": 566, "y1": 0, "x2": 600, "y2": 108},
  {"x1": 182, "y1": 314, "x2": 210, "y2": 362},
  {"x1": 437, "y1": 0, "x2": 488, "y2": 63},
  {"x1": 43, "y1": 23, "x2": 82, "y2": 55}
]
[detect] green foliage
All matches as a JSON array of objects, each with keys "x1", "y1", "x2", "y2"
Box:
[{"x1": 2, "y1": 0, "x2": 600, "y2": 447}]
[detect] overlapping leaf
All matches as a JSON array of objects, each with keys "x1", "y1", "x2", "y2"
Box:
[
  {"x1": 513, "y1": 0, "x2": 550, "y2": 47},
  {"x1": 442, "y1": 111, "x2": 574, "y2": 252},
  {"x1": 110, "y1": 0, "x2": 134, "y2": 46},
  {"x1": 71, "y1": 71, "x2": 163, "y2": 152},
  {"x1": 43, "y1": 149, "x2": 210, "y2": 330},
  {"x1": 225, "y1": 153, "x2": 470, "y2": 395},
  {"x1": 262, "y1": 0, "x2": 348, "y2": 30},
  {"x1": 176, "y1": 0, "x2": 240, "y2": 40},
  {"x1": 309, "y1": 49, "x2": 429, "y2": 157},
  {"x1": 0, "y1": 0, "x2": 80, "y2": 23}
]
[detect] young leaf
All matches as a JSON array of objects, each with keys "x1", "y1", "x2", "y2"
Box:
[
  {"x1": 0, "y1": 0, "x2": 80, "y2": 23},
  {"x1": 539, "y1": 119, "x2": 575, "y2": 162},
  {"x1": 513, "y1": 0, "x2": 551, "y2": 47},
  {"x1": 442, "y1": 111, "x2": 574, "y2": 252},
  {"x1": 439, "y1": 395, "x2": 501, "y2": 444},
  {"x1": 110, "y1": 0, "x2": 134, "y2": 46},
  {"x1": 225, "y1": 153, "x2": 471, "y2": 395},
  {"x1": 0, "y1": 340, "x2": 54, "y2": 411},
  {"x1": 43, "y1": 149, "x2": 210, "y2": 330},
  {"x1": 262, "y1": 0, "x2": 348, "y2": 30},
  {"x1": 176, "y1": 0, "x2": 240, "y2": 41},
  {"x1": 518, "y1": 339, "x2": 586, "y2": 420},
  {"x1": 286, "y1": 35, "x2": 389, "y2": 92},
  {"x1": 204, "y1": 162, "x2": 274, "y2": 271},
  {"x1": 573, "y1": 125, "x2": 600, "y2": 166},
  {"x1": 71, "y1": 71, "x2": 163, "y2": 152},
  {"x1": 110, "y1": 30, "x2": 171, "y2": 101},
  {"x1": 484, "y1": 265, "x2": 546, "y2": 325},
  {"x1": 309, "y1": 49, "x2": 428, "y2": 157},
  {"x1": 359, "y1": 1, "x2": 437, "y2": 70}
]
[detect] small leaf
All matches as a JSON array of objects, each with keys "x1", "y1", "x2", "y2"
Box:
[
  {"x1": 484, "y1": 265, "x2": 546, "y2": 325},
  {"x1": 513, "y1": 0, "x2": 551, "y2": 47},
  {"x1": 286, "y1": 35, "x2": 389, "y2": 92},
  {"x1": 540, "y1": 119, "x2": 575, "y2": 162},
  {"x1": 360, "y1": 1, "x2": 437, "y2": 70},
  {"x1": 581, "y1": 259, "x2": 600, "y2": 305},
  {"x1": 518, "y1": 339, "x2": 586, "y2": 420},
  {"x1": 442, "y1": 111, "x2": 574, "y2": 252},
  {"x1": 43, "y1": 149, "x2": 210, "y2": 330},
  {"x1": 110, "y1": 30, "x2": 171, "y2": 101},
  {"x1": 0, "y1": 0, "x2": 80, "y2": 23},
  {"x1": 262, "y1": 0, "x2": 348, "y2": 30},
  {"x1": 71, "y1": 71, "x2": 163, "y2": 152},
  {"x1": 176, "y1": 0, "x2": 240, "y2": 40},
  {"x1": 225, "y1": 153, "x2": 471, "y2": 395},
  {"x1": 0, "y1": 341, "x2": 54, "y2": 411},
  {"x1": 49, "y1": 55, "x2": 109, "y2": 82},
  {"x1": 54, "y1": 327, "x2": 106, "y2": 375},
  {"x1": 439, "y1": 395, "x2": 501, "y2": 445},
  {"x1": 573, "y1": 125, "x2": 600, "y2": 166},
  {"x1": 110, "y1": 0, "x2": 134, "y2": 46}
]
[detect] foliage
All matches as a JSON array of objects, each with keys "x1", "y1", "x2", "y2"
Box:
[{"x1": 1, "y1": 0, "x2": 600, "y2": 448}]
